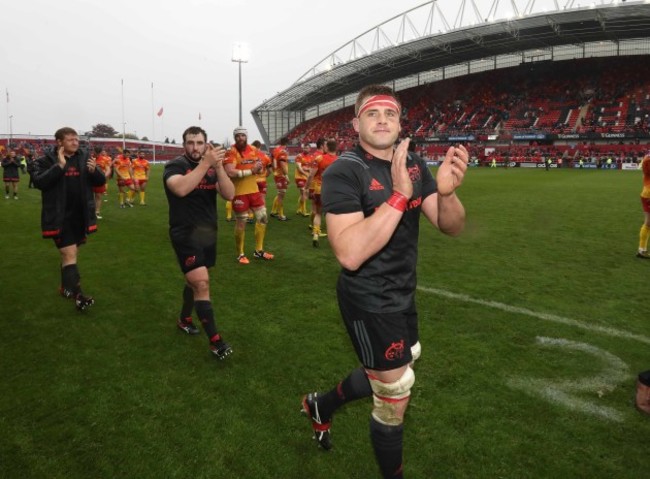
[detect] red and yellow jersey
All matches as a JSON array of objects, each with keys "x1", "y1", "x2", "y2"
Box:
[
  {"x1": 272, "y1": 145, "x2": 289, "y2": 177},
  {"x1": 224, "y1": 144, "x2": 262, "y2": 195},
  {"x1": 257, "y1": 151, "x2": 272, "y2": 183},
  {"x1": 96, "y1": 154, "x2": 112, "y2": 175},
  {"x1": 113, "y1": 155, "x2": 132, "y2": 179},
  {"x1": 642, "y1": 155, "x2": 650, "y2": 199},
  {"x1": 294, "y1": 152, "x2": 311, "y2": 180},
  {"x1": 132, "y1": 158, "x2": 150, "y2": 180},
  {"x1": 312, "y1": 152, "x2": 337, "y2": 194},
  {"x1": 307, "y1": 152, "x2": 322, "y2": 188}
]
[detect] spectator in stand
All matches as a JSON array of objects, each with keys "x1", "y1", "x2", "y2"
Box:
[{"x1": 637, "y1": 153, "x2": 650, "y2": 259}]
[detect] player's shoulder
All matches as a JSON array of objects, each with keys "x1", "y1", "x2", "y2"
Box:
[
  {"x1": 165, "y1": 155, "x2": 188, "y2": 169},
  {"x1": 334, "y1": 149, "x2": 368, "y2": 169}
]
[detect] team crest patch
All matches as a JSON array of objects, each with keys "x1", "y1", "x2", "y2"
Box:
[
  {"x1": 408, "y1": 165, "x2": 421, "y2": 182},
  {"x1": 184, "y1": 256, "x2": 196, "y2": 267},
  {"x1": 384, "y1": 339, "x2": 405, "y2": 361}
]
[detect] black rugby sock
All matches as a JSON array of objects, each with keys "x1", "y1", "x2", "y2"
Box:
[
  {"x1": 370, "y1": 417, "x2": 404, "y2": 479},
  {"x1": 318, "y1": 367, "x2": 372, "y2": 420},
  {"x1": 180, "y1": 285, "x2": 194, "y2": 321},
  {"x1": 61, "y1": 264, "x2": 81, "y2": 295},
  {"x1": 194, "y1": 300, "x2": 218, "y2": 340}
]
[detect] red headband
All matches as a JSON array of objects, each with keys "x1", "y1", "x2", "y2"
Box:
[{"x1": 357, "y1": 95, "x2": 401, "y2": 117}]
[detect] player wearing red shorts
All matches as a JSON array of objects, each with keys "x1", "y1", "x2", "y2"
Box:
[
  {"x1": 224, "y1": 127, "x2": 274, "y2": 264},
  {"x1": 305, "y1": 139, "x2": 338, "y2": 247},
  {"x1": 307, "y1": 139, "x2": 325, "y2": 229},
  {"x1": 294, "y1": 144, "x2": 311, "y2": 217},
  {"x1": 113, "y1": 149, "x2": 136, "y2": 208},
  {"x1": 637, "y1": 154, "x2": 650, "y2": 259},
  {"x1": 270, "y1": 137, "x2": 290, "y2": 221},
  {"x1": 92, "y1": 147, "x2": 112, "y2": 218},
  {"x1": 132, "y1": 150, "x2": 151, "y2": 205}
]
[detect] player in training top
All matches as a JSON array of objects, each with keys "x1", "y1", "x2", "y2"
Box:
[{"x1": 301, "y1": 85, "x2": 468, "y2": 479}]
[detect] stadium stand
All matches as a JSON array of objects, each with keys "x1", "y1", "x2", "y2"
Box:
[
  {"x1": 282, "y1": 56, "x2": 650, "y2": 166},
  {"x1": 0, "y1": 137, "x2": 184, "y2": 162}
]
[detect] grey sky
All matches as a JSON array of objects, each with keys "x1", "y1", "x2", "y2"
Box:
[{"x1": 1, "y1": 0, "x2": 564, "y2": 144}]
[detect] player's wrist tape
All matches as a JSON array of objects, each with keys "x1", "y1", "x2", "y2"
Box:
[
  {"x1": 386, "y1": 191, "x2": 408, "y2": 212},
  {"x1": 237, "y1": 169, "x2": 253, "y2": 178}
]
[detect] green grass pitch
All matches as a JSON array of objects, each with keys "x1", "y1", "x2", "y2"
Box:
[{"x1": 1, "y1": 164, "x2": 649, "y2": 478}]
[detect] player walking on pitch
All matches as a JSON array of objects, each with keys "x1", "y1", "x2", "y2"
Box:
[
  {"x1": 637, "y1": 153, "x2": 650, "y2": 259},
  {"x1": 163, "y1": 126, "x2": 235, "y2": 359},
  {"x1": 301, "y1": 85, "x2": 468, "y2": 478}
]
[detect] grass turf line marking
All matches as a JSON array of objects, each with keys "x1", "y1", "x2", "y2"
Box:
[
  {"x1": 417, "y1": 286, "x2": 650, "y2": 345},
  {"x1": 418, "y1": 287, "x2": 634, "y2": 422},
  {"x1": 507, "y1": 337, "x2": 628, "y2": 422}
]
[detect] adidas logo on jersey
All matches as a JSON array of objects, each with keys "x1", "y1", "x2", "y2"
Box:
[{"x1": 369, "y1": 178, "x2": 384, "y2": 191}]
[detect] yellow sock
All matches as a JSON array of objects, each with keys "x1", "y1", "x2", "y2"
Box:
[
  {"x1": 255, "y1": 222, "x2": 266, "y2": 251},
  {"x1": 279, "y1": 204, "x2": 285, "y2": 217},
  {"x1": 225, "y1": 201, "x2": 232, "y2": 219},
  {"x1": 119, "y1": 192, "x2": 124, "y2": 205},
  {"x1": 235, "y1": 229, "x2": 245, "y2": 256},
  {"x1": 313, "y1": 225, "x2": 321, "y2": 236},
  {"x1": 297, "y1": 199, "x2": 303, "y2": 213},
  {"x1": 248, "y1": 211, "x2": 254, "y2": 220},
  {"x1": 127, "y1": 190, "x2": 134, "y2": 202},
  {"x1": 271, "y1": 197, "x2": 278, "y2": 215},
  {"x1": 139, "y1": 191, "x2": 145, "y2": 204},
  {"x1": 640, "y1": 224, "x2": 650, "y2": 251}
]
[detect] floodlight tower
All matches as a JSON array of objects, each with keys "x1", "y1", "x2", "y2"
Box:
[{"x1": 231, "y1": 42, "x2": 250, "y2": 126}]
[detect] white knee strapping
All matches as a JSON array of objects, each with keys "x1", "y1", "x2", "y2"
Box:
[
  {"x1": 369, "y1": 367, "x2": 415, "y2": 426},
  {"x1": 254, "y1": 207, "x2": 267, "y2": 224},
  {"x1": 411, "y1": 341, "x2": 421, "y2": 363}
]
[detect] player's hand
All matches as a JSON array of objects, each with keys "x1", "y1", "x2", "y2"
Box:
[
  {"x1": 391, "y1": 138, "x2": 413, "y2": 199},
  {"x1": 253, "y1": 160, "x2": 263, "y2": 175},
  {"x1": 203, "y1": 143, "x2": 225, "y2": 168},
  {"x1": 437, "y1": 144, "x2": 468, "y2": 196},
  {"x1": 57, "y1": 146, "x2": 66, "y2": 168}
]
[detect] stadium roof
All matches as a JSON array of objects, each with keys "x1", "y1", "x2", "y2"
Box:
[{"x1": 253, "y1": 0, "x2": 650, "y2": 143}]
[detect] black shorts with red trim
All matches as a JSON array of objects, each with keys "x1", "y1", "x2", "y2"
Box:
[
  {"x1": 171, "y1": 239, "x2": 216, "y2": 274},
  {"x1": 53, "y1": 214, "x2": 87, "y2": 248},
  {"x1": 337, "y1": 287, "x2": 418, "y2": 371}
]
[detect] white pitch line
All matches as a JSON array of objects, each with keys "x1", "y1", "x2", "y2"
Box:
[{"x1": 417, "y1": 286, "x2": 650, "y2": 345}]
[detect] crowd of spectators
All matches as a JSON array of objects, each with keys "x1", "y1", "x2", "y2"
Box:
[
  {"x1": 0, "y1": 138, "x2": 183, "y2": 163},
  {"x1": 286, "y1": 56, "x2": 650, "y2": 161}
]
